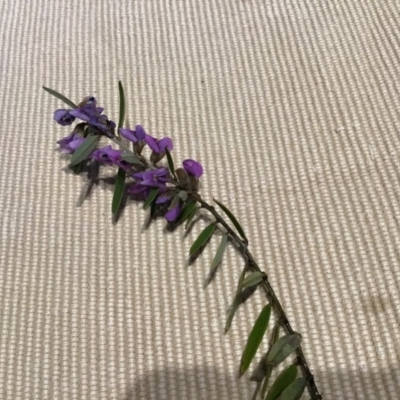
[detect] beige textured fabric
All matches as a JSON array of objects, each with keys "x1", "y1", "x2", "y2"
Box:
[{"x1": 0, "y1": 0, "x2": 399, "y2": 399}]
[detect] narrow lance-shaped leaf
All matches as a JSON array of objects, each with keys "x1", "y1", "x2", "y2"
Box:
[
  {"x1": 251, "y1": 324, "x2": 280, "y2": 383},
  {"x1": 143, "y1": 188, "x2": 159, "y2": 209},
  {"x1": 70, "y1": 135, "x2": 99, "y2": 166},
  {"x1": 266, "y1": 364, "x2": 298, "y2": 400},
  {"x1": 72, "y1": 126, "x2": 90, "y2": 174},
  {"x1": 185, "y1": 205, "x2": 199, "y2": 230},
  {"x1": 240, "y1": 303, "x2": 272, "y2": 375},
  {"x1": 121, "y1": 152, "x2": 142, "y2": 164},
  {"x1": 189, "y1": 223, "x2": 216, "y2": 255},
  {"x1": 112, "y1": 168, "x2": 126, "y2": 214},
  {"x1": 206, "y1": 234, "x2": 228, "y2": 284},
  {"x1": 276, "y1": 377, "x2": 307, "y2": 400},
  {"x1": 176, "y1": 200, "x2": 197, "y2": 224},
  {"x1": 267, "y1": 334, "x2": 302, "y2": 367},
  {"x1": 43, "y1": 86, "x2": 78, "y2": 108},
  {"x1": 225, "y1": 268, "x2": 246, "y2": 333},
  {"x1": 260, "y1": 324, "x2": 281, "y2": 397},
  {"x1": 165, "y1": 148, "x2": 175, "y2": 177},
  {"x1": 213, "y1": 198, "x2": 247, "y2": 242},
  {"x1": 117, "y1": 81, "x2": 125, "y2": 130},
  {"x1": 242, "y1": 271, "x2": 266, "y2": 288}
]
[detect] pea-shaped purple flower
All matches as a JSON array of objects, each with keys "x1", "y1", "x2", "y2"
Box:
[
  {"x1": 57, "y1": 132, "x2": 85, "y2": 153},
  {"x1": 119, "y1": 125, "x2": 146, "y2": 143},
  {"x1": 69, "y1": 97, "x2": 104, "y2": 122},
  {"x1": 54, "y1": 109, "x2": 76, "y2": 126},
  {"x1": 133, "y1": 167, "x2": 170, "y2": 188},
  {"x1": 183, "y1": 159, "x2": 203, "y2": 178},
  {"x1": 145, "y1": 134, "x2": 173, "y2": 154},
  {"x1": 92, "y1": 146, "x2": 131, "y2": 170}
]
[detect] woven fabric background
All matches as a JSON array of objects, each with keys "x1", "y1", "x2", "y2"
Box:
[{"x1": 1, "y1": 1, "x2": 399, "y2": 399}]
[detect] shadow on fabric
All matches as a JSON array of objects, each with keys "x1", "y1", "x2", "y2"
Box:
[{"x1": 121, "y1": 365, "x2": 250, "y2": 400}]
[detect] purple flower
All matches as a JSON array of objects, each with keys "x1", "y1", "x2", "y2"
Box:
[
  {"x1": 92, "y1": 146, "x2": 131, "y2": 170},
  {"x1": 145, "y1": 134, "x2": 173, "y2": 154},
  {"x1": 92, "y1": 146, "x2": 118, "y2": 164},
  {"x1": 183, "y1": 159, "x2": 203, "y2": 178},
  {"x1": 128, "y1": 182, "x2": 151, "y2": 199},
  {"x1": 164, "y1": 205, "x2": 181, "y2": 222},
  {"x1": 54, "y1": 109, "x2": 76, "y2": 126},
  {"x1": 89, "y1": 115, "x2": 116, "y2": 136},
  {"x1": 69, "y1": 102, "x2": 103, "y2": 122},
  {"x1": 133, "y1": 167, "x2": 170, "y2": 188},
  {"x1": 57, "y1": 132, "x2": 85, "y2": 153},
  {"x1": 156, "y1": 195, "x2": 170, "y2": 204},
  {"x1": 119, "y1": 125, "x2": 146, "y2": 143}
]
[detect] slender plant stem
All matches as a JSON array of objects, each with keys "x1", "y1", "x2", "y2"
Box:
[
  {"x1": 191, "y1": 193, "x2": 322, "y2": 400},
  {"x1": 97, "y1": 136, "x2": 321, "y2": 398}
]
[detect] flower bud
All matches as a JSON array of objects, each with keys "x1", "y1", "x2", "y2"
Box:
[
  {"x1": 150, "y1": 151, "x2": 165, "y2": 164},
  {"x1": 175, "y1": 168, "x2": 189, "y2": 187}
]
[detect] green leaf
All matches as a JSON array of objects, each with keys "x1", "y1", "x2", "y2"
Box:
[
  {"x1": 267, "y1": 334, "x2": 302, "y2": 366},
  {"x1": 270, "y1": 324, "x2": 280, "y2": 345},
  {"x1": 266, "y1": 364, "x2": 298, "y2": 400},
  {"x1": 143, "y1": 188, "x2": 159, "y2": 209},
  {"x1": 242, "y1": 271, "x2": 266, "y2": 288},
  {"x1": 118, "y1": 81, "x2": 125, "y2": 130},
  {"x1": 185, "y1": 205, "x2": 199, "y2": 229},
  {"x1": 207, "y1": 234, "x2": 228, "y2": 283},
  {"x1": 251, "y1": 324, "x2": 280, "y2": 383},
  {"x1": 225, "y1": 268, "x2": 246, "y2": 333},
  {"x1": 189, "y1": 223, "x2": 216, "y2": 255},
  {"x1": 276, "y1": 377, "x2": 307, "y2": 400},
  {"x1": 121, "y1": 152, "x2": 142, "y2": 164},
  {"x1": 72, "y1": 162, "x2": 83, "y2": 174},
  {"x1": 43, "y1": 86, "x2": 77, "y2": 108},
  {"x1": 150, "y1": 200, "x2": 157, "y2": 218},
  {"x1": 213, "y1": 199, "x2": 247, "y2": 241},
  {"x1": 70, "y1": 135, "x2": 99, "y2": 166},
  {"x1": 176, "y1": 200, "x2": 196, "y2": 224},
  {"x1": 165, "y1": 148, "x2": 175, "y2": 176},
  {"x1": 240, "y1": 303, "x2": 272, "y2": 375},
  {"x1": 112, "y1": 168, "x2": 126, "y2": 214},
  {"x1": 168, "y1": 193, "x2": 181, "y2": 210}
]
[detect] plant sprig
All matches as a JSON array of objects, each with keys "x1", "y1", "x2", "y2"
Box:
[{"x1": 45, "y1": 83, "x2": 322, "y2": 400}]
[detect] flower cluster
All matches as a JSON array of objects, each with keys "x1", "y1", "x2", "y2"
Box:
[{"x1": 54, "y1": 96, "x2": 203, "y2": 222}]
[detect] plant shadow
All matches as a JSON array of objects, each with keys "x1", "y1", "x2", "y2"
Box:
[{"x1": 121, "y1": 365, "x2": 251, "y2": 400}]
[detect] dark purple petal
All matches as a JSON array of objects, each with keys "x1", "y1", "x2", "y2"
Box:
[
  {"x1": 156, "y1": 196, "x2": 170, "y2": 204},
  {"x1": 57, "y1": 132, "x2": 82, "y2": 153},
  {"x1": 91, "y1": 145, "x2": 120, "y2": 164},
  {"x1": 132, "y1": 171, "x2": 145, "y2": 180},
  {"x1": 103, "y1": 148, "x2": 122, "y2": 163},
  {"x1": 144, "y1": 134, "x2": 159, "y2": 152},
  {"x1": 70, "y1": 109, "x2": 91, "y2": 122},
  {"x1": 128, "y1": 183, "x2": 151, "y2": 200},
  {"x1": 135, "y1": 125, "x2": 146, "y2": 141},
  {"x1": 140, "y1": 167, "x2": 170, "y2": 187},
  {"x1": 68, "y1": 137, "x2": 85, "y2": 151},
  {"x1": 70, "y1": 102, "x2": 104, "y2": 122},
  {"x1": 158, "y1": 137, "x2": 173, "y2": 152},
  {"x1": 183, "y1": 159, "x2": 203, "y2": 178},
  {"x1": 54, "y1": 109, "x2": 75, "y2": 126},
  {"x1": 165, "y1": 205, "x2": 181, "y2": 222},
  {"x1": 116, "y1": 160, "x2": 132, "y2": 170},
  {"x1": 88, "y1": 115, "x2": 116, "y2": 134},
  {"x1": 119, "y1": 128, "x2": 139, "y2": 143}
]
